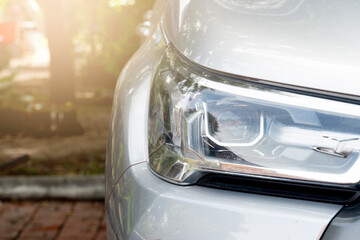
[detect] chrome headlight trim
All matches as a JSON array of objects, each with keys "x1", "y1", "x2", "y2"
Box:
[{"x1": 148, "y1": 45, "x2": 360, "y2": 191}]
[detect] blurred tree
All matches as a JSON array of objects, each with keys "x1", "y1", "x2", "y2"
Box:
[
  {"x1": 36, "y1": 0, "x2": 154, "y2": 98},
  {"x1": 37, "y1": 0, "x2": 76, "y2": 104},
  {"x1": 35, "y1": 0, "x2": 84, "y2": 136},
  {"x1": 73, "y1": 0, "x2": 154, "y2": 81},
  {"x1": 34, "y1": 0, "x2": 154, "y2": 135},
  {"x1": 97, "y1": 0, "x2": 154, "y2": 76},
  {"x1": 0, "y1": 0, "x2": 10, "y2": 71}
]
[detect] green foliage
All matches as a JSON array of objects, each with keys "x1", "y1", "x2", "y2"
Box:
[
  {"x1": 73, "y1": 0, "x2": 154, "y2": 78},
  {"x1": 0, "y1": 45, "x2": 11, "y2": 71},
  {"x1": 0, "y1": 0, "x2": 10, "y2": 71},
  {"x1": 0, "y1": 0, "x2": 8, "y2": 14}
]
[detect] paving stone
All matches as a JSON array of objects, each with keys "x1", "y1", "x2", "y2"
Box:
[
  {"x1": 57, "y1": 202, "x2": 103, "y2": 240},
  {"x1": 18, "y1": 229, "x2": 57, "y2": 240},
  {"x1": 95, "y1": 231, "x2": 107, "y2": 240},
  {"x1": 95, "y1": 216, "x2": 107, "y2": 240},
  {"x1": 0, "y1": 201, "x2": 105, "y2": 240},
  {"x1": 0, "y1": 202, "x2": 38, "y2": 239}
]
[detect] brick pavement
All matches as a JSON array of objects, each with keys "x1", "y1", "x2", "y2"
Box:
[{"x1": 0, "y1": 201, "x2": 106, "y2": 240}]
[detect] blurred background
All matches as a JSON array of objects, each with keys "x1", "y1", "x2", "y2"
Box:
[{"x1": 0, "y1": 0, "x2": 154, "y2": 176}]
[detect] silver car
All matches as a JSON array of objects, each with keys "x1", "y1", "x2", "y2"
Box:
[{"x1": 106, "y1": 0, "x2": 360, "y2": 239}]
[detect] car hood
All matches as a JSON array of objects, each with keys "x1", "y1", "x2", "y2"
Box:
[{"x1": 162, "y1": 0, "x2": 360, "y2": 98}]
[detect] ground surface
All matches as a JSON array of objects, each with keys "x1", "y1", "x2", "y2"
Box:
[
  {"x1": 0, "y1": 201, "x2": 106, "y2": 240},
  {"x1": 0, "y1": 41, "x2": 114, "y2": 176},
  {"x1": 0, "y1": 103, "x2": 112, "y2": 176}
]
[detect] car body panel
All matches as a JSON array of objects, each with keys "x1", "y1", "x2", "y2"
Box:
[
  {"x1": 105, "y1": 24, "x2": 165, "y2": 195},
  {"x1": 322, "y1": 201, "x2": 360, "y2": 240},
  {"x1": 163, "y1": 0, "x2": 360, "y2": 97},
  {"x1": 105, "y1": 19, "x2": 344, "y2": 238},
  {"x1": 105, "y1": 0, "x2": 354, "y2": 239},
  {"x1": 107, "y1": 163, "x2": 342, "y2": 240}
]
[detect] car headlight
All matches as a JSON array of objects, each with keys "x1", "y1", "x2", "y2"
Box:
[{"x1": 148, "y1": 46, "x2": 360, "y2": 202}]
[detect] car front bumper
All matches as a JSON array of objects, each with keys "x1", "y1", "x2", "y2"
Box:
[{"x1": 106, "y1": 161, "x2": 342, "y2": 240}]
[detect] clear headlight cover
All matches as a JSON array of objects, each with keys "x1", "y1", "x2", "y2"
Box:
[{"x1": 148, "y1": 47, "x2": 360, "y2": 188}]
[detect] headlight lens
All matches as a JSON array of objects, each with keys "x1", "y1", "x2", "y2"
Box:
[{"x1": 148, "y1": 46, "x2": 360, "y2": 189}]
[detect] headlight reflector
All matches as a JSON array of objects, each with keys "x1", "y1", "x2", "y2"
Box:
[{"x1": 148, "y1": 47, "x2": 360, "y2": 190}]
